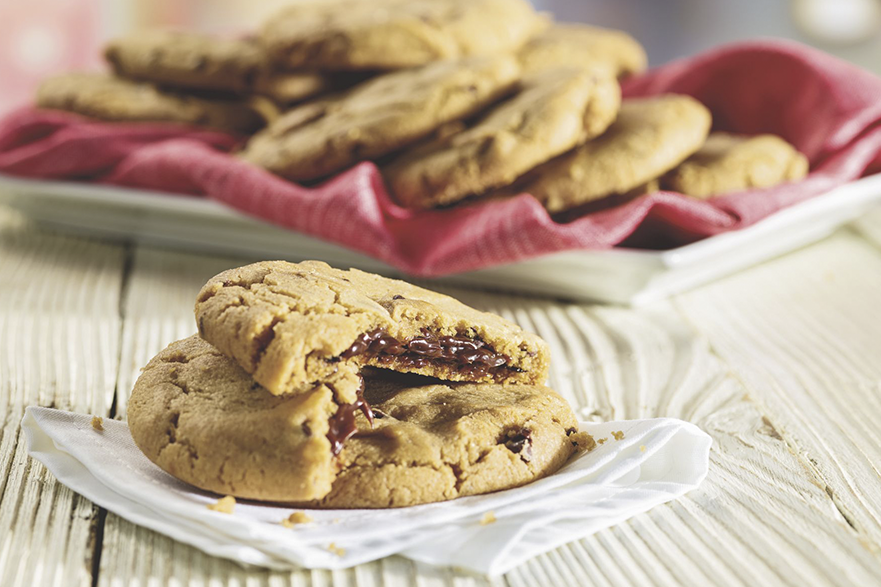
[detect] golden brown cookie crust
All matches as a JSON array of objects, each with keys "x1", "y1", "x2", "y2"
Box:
[
  {"x1": 194, "y1": 261, "x2": 550, "y2": 397},
  {"x1": 518, "y1": 23, "x2": 648, "y2": 79},
  {"x1": 104, "y1": 30, "x2": 267, "y2": 94},
  {"x1": 663, "y1": 132, "x2": 809, "y2": 199},
  {"x1": 386, "y1": 68, "x2": 622, "y2": 209},
  {"x1": 260, "y1": 0, "x2": 542, "y2": 70},
  {"x1": 306, "y1": 372, "x2": 580, "y2": 508},
  {"x1": 36, "y1": 73, "x2": 269, "y2": 134},
  {"x1": 520, "y1": 94, "x2": 712, "y2": 213},
  {"x1": 239, "y1": 55, "x2": 520, "y2": 181},
  {"x1": 127, "y1": 335, "x2": 355, "y2": 502}
]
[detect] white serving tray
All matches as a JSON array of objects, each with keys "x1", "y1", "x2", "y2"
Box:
[{"x1": 2, "y1": 173, "x2": 880, "y2": 305}]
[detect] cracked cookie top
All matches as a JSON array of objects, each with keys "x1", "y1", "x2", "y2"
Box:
[
  {"x1": 239, "y1": 54, "x2": 520, "y2": 181},
  {"x1": 127, "y1": 335, "x2": 362, "y2": 502},
  {"x1": 307, "y1": 371, "x2": 580, "y2": 508},
  {"x1": 518, "y1": 24, "x2": 647, "y2": 79},
  {"x1": 36, "y1": 73, "x2": 270, "y2": 134},
  {"x1": 259, "y1": 0, "x2": 542, "y2": 71},
  {"x1": 386, "y1": 68, "x2": 621, "y2": 209},
  {"x1": 194, "y1": 260, "x2": 550, "y2": 397}
]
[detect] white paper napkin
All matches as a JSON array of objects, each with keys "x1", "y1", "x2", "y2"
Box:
[{"x1": 22, "y1": 406, "x2": 711, "y2": 575}]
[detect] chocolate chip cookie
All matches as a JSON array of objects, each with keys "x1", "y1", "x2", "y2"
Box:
[
  {"x1": 127, "y1": 335, "x2": 365, "y2": 502},
  {"x1": 195, "y1": 261, "x2": 550, "y2": 397},
  {"x1": 663, "y1": 132, "x2": 809, "y2": 198},
  {"x1": 36, "y1": 73, "x2": 270, "y2": 134},
  {"x1": 239, "y1": 55, "x2": 520, "y2": 181},
  {"x1": 259, "y1": 0, "x2": 542, "y2": 70},
  {"x1": 519, "y1": 95, "x2": 712, "y2": 213},
  {"x1": 386, "y1": 68, "x2": 621, "y2": 209},
  {"x1": 104, "y1": 30, "x2": 336, "y2": 105},
  {"x1": 308, "y1": 371, "x2": 579, "y2": 508},
  {"x1": 518, "y1": 24, "x2": 648, "y2": 79}
]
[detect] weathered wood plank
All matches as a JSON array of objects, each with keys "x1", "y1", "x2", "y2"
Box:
[
  {"x1": 0, "y1": 214, "x2": 125, "y2": 587},
  {"x1": 676, "y1": 229, "x2": 881, "y2": 554}
]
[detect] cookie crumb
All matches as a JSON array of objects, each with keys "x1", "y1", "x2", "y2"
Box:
[
  {"x1": 640, "y1": 445, "x2": 646, "y2": 452},
  {"x1": 480, "y1": 511, "x2": 497, "y2": 525},
  {"x1": 327, "y1": 542, "x2": 346, "y2": 556},
  {"x1": 612, "y1": 430, "x2": 625, "y2": 441},
  {"x1": 90, "y1": 416, "x2": 104, "y2": 431},
  {"x1": 281, "y1": 511, "x2": 313, "y2": 528},
  {"x1": 570, "y1": 431, "x2": 596, "y2": 452},
  {"x1": 207, "y1": 496, "x2": 236, "y2": 514},
  {"x1": 597, "y1": 437, "x2": 607, "y2": 445}
]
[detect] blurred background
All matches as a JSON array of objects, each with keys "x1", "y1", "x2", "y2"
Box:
[{"x1": 2, "y1": 0, "x2": 881, "y2": 113}]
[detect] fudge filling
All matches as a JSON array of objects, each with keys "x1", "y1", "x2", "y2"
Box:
[
  {"x1": 339, "y1": 328, "x2": 513, "y2": 379},
  {"x1": 327, "y1": 380, "x2": 374, "y2": 455}
]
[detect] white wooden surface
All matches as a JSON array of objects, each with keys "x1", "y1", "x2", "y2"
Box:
[{"x1": 2, "y1": 206, "x2": 881, "y2": 586}]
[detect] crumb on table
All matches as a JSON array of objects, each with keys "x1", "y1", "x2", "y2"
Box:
[
  {"x1": 612, "y1": 430, "x2": 625, "y2": 441},
  {"x1": 570, "y1": 431, "x2": 596, "y2": 452},
  {"x1": 90, "y1": 416, "x2": 104, "y2": 431},
  {"x1": 327, "y1": 542, "x2": 346, "y2": 556},
  {"x1": 281, "y1": 511, "x2": 313, "y2": 528},
  {"x1": 207, "y1": 495, "x2": 236, "y2": 514},
  {"x1": 480, "y1": 511, "x2": 497, "y2": 525}
]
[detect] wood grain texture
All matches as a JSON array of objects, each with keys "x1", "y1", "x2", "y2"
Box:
[
  {"x1": 3, "y1": 208, "x2": 881, "y2": 586},
  {"x1": 0, "y1": 217, "x2": 125, "y2": 587}
]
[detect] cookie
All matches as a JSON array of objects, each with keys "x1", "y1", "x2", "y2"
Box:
[
  {"x1": 127, "y1": 335, "x2": 365, "y2": 502},
  {"x1": 518, "y1": 24, "x2": 648, "y2": 79},
  {"x1": 195, "y1": 261, "x2": 550, "y2": 397},
  {"x1": 308, "y1": 371, "x2": 580, "y2": 508},
  {"x1": 259, "y1": 0, "x2": 542, "y2": 71},
  {"x1": 105, "y1": 30, "x2": 335, "y2": 105},
  {"x1": 386, "y1": 68, "x2": 621, "y2": 209},
  {"x1": 662, "y1": 132, "x2": 809, "y2": 198},
  {"x1": 104, "y1": 30, "x2": 267, "y2": 94},
  {"x1": 36, "y1": 73, "x2": 269, "y2": 134},
  {"x1": 519, "y1": 95, "x2": 712, "y2": 213},
  {"x1": 239, "y1": 55, "x2": 520, "y2": 181}
]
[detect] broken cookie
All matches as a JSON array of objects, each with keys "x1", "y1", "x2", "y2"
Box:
[{"x1": 194, "y1": 261, "x2": 550, "y2": 398}]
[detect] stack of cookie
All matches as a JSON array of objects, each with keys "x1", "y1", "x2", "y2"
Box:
[
  {"x1": 127, "y1": 261, "x2": 591, "y2": 508},
  {"x1": 35, "y1": 0, "x2": 810, "y2": 215}
]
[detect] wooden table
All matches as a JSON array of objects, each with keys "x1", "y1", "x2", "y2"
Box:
[{"x1": 2, "y1": 205, "x2": 881, "y2": 587}]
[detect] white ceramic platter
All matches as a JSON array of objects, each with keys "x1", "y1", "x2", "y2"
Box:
[{"x1": 2, "y1": 173, "x2": 880, "y2": 305}]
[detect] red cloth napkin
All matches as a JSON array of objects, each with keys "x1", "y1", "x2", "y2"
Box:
[{"x1": 2, "y1": 40, "x2": 881, "y2": 276}]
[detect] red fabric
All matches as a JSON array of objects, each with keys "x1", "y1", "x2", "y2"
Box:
[{"x1": 2, "y1": 40, "x2": 881, "y2": 276}]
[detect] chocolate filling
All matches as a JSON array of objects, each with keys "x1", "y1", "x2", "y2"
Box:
[
  {"x1": 326, "y1": 379, "x2": 374, "y2": 456},
  {"x1": 504, "y1": 428, "x2": 533, "y2": 462},
  {"x1": 339, "y1": 328, "x2": 513, "y2": 379}
]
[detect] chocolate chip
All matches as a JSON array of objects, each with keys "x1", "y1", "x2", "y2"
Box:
[
  {"x1": 392, "y1": 294, "x2": 405, "y2": 300},
  {"x1": 566, "y1": 427, "x2": 577, "y2": 436},
  {"x1": 504, "y1": 428, "x2": 533, "y2": 462},
  {"x1": 302, "y1": 422, "x2": 312, "y2": 436}
]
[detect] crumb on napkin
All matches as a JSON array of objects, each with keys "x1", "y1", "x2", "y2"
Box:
[
  {"x1": 327, "y1": 542, "x2": 346, "y2": 556},
  {"x1": 597, "y1": 438, "x2": 607, "y2": 445},
  {"x1": 90, "y1": 416, "x2": 104, "y2": 431},
  {"x1": 281, "y1": 511, "x2": 313, "y2": 528},
  {"x1": 612, "y1": 430, "x2": 625, "y2": 441},
  {"x1": 207, "y1": 496, "x2": 236, "y2": 514},
  {"x1": 640, "y1": 444, "x2": 646, "y2": 452},
  {"x1": 480, "y1": 511, "x2": 497, "y2": 525},
  {"x1": 570, "y1": 431, "x2": 596, "y2": 452}
]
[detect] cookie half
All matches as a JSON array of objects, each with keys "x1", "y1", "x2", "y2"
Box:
[
  {"x1": 239, "y1": 55, "x2": 520, "y2": 181},
  {"x1": 386, "y1": 68, "x2": 621, "y2": 209},
  {"x1": 518, "y1": 24, "x2": 648, "y2": 79},
  {"x1": 259, "y1": 0, "x2": 542, "y2": 70},
  {"x1": 36, "y1": 73, "x2": 270, "y2": 134},
  {"x1": 195, "y1": 261, "x2": 550, "y2": 397},
  {"x1": 127, "y1": 335, "x2": 365, "y2": 502},
  {"x1": 519, "y1": 95, "x2": 712, "y2": 213},
  {"x1": 663, "y1": 132, "x2": 809, "y2": 198},
  {"x1": 308, "y1": 371, "x2": 579, "y2": 508}
]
